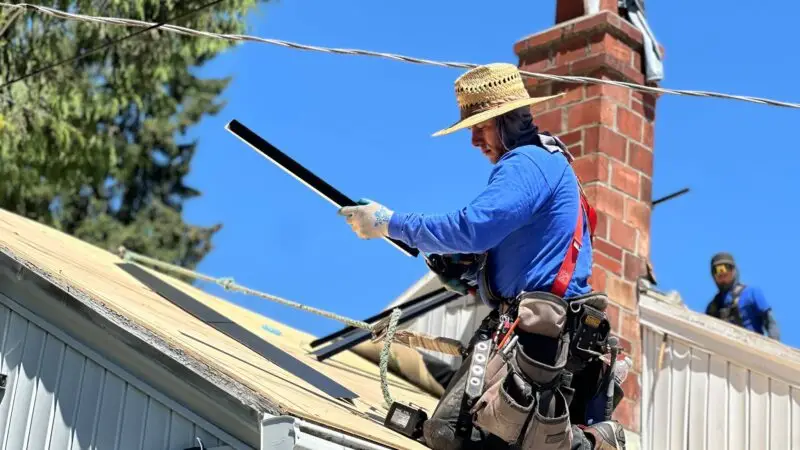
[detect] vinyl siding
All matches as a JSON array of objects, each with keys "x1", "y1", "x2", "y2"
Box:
[
  {"x1": 0, "y1": 299, "x2": 237, "y2": 450},
  {"x1": 640, "y1": 296, "x2": 800, "y2": 450}
]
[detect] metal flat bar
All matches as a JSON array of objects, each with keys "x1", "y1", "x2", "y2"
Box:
[
  {"x1": 308, "y1": 287, "x2": 448, "y2": 349},
  {"x1": 118, "y1": 263, "x2": 358, "y2": 400},
  {"x1": 310, "y1": 290, "x2": 462, "y2": 362},
  {"x1": 224, "y1": 119, "x2": 419, "y2": 258}
]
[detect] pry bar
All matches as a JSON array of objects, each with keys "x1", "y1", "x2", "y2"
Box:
[{"x1": 225, "y1": 119, "x2": 419, "y2": 258}]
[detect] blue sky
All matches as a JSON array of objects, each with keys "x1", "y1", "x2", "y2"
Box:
[{"x1": 181, "y1": 0, "x2": 800, "y2": 349}]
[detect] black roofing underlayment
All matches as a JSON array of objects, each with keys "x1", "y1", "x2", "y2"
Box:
[{"x1": 118, "y1": 262, "x2": 358, "y2": 401}]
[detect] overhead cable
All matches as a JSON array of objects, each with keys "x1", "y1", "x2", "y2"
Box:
[
  {"x1": 0, "y1": 0, "x2": 227, "y2": 91},
  {"x1": 2, "y1": 2, "x2": 799, "y2": 109}
]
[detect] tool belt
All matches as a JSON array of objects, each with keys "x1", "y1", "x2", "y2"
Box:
[{"x1": 459, "y1": 290, "x2": 615, "y2": 449}]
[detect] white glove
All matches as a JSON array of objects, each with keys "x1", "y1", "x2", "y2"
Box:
[{"x1": 338, "y1": 198, "x2": 394, "y2": 239}]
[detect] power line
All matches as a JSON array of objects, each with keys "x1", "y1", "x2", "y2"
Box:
[
  {"x1": 0, "y1": 0, "x2": 226, "y2": 91},
  {"x1": 2, "y1": 3, "x2": 799, "y2": 110}
]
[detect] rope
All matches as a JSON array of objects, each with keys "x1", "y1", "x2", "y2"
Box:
[
  {"x1": 119, "y1": 246, "x2": 373, "y2": 330},
  {"x1": 379, "y1": 308, "x2": 401, "y2": 407},
  {"x1": 117, "y1": 246, "x2": 402, "y2": 404},
  {"x1": 2, "y1": 2, "x2": 799, "y2": 110}
]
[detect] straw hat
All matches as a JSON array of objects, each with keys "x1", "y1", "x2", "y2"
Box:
[{"x1": 433, "y1": 63, "x2": 563, "y2": 137}]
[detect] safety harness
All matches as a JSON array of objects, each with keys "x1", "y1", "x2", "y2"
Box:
[{"x1": 707, "y1": 283, "x2": 746, "y2": 326}]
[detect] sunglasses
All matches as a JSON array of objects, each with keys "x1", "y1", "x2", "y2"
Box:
[{"x1": 713, "y1": 264, "x2": 733, "y2": 276}]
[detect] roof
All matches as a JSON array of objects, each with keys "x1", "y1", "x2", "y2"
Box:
[{"x1": 0, "y1": 208, "x2": 438, "y2": 450}]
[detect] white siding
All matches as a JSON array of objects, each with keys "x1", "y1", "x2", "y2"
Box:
[
  {"x1": 0, "y1": 300, "x2": 235, "y2": 450},
  {"x1": 641, "y1": 307, "x2": 800, "y2": 450}
]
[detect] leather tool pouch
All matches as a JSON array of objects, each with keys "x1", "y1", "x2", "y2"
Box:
[{"x1": 471, "y1": 292, "x2": 574, "y2": 448}]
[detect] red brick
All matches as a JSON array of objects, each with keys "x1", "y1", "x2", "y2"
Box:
[
  {"x1": 623, "y1": 252, "x2": 644, "y2": 282},
  {"x1": 594, "y1": 210, "x2": 609, "y2": 240},
  {"x1": 625, "y1": 198, "x2": 651, "y2": 231},
  {"x1": 529, "y1": 100, "x2": 549, "y2": 115},
  {"x1": 596, "y1": 252, "x2": 622, "y2": 276},
  {"x1": 600, "y1": 0, "x2": 618, "y2": 12},
  {"x1": 585, "y1": 80, "x2": 630, "y2": 107},
  {"x1": 631, "y1": 98, "x2": 645, "y2": 116},
  {"x1": 620, "y1": 308, "x2": 641, "y2": 340},
  {"x1": 609, "y1": 217, "x2": 637, "y2": 252},
  {"x1": 640, "y1": 175, "x2": 652, "y2": 202},
  {"x1": 556, "y1": 39, "x2": 594, "y2": 66},
  {"x1": 584, "y1": 126, "x2": 627, "y2": 161},
  {"x1": 628, "y1": 141, "x2": 653, "y2": 174},
  {"x1": 642, "y1": 121, "x2": 655, "y2": 147},
  {"x1": 606, "y1": 275, "x2": 636, "y2": 310},
  {"x1": 632, "y1": 50, "x2": 642, "y2": 71},
  {"x1": 589, "y1": 264, "x2": 607, "y2": 292},
  {"x1": 534, "y1": 108, "x2": 563, "y2": 134},
  {"x1": 639, "y1": 230, "x2": 650, "y2": 259},
  {"x1": 594, "y1": 237, "x2": 623, "y2": 261},
  {"x1": 610, "y1": 159, "x2": 641, "y2": 198},
  {"x1": 584, "y1": 184, "x2": 625, "y2": 220},
  {"x1": 569, "y1": 144, "x2": 583, "y2": 158},
  {"x1": 617, "y1": 106, "x2": 643, "y2": 142},
  {"x1": 567, "y1": 97, "x2": 615, "y2": 130},
  {"x1": 602, "y1": 34, "x2": 633, "y2": 69},
  {"x1": 604, "y1": 301, "x2": 620, "y2": 331},
  {"x1": 559, "y1": 130, "x2": 583, "y2": 147},
  {"x1": 572, "y1": 154, "x2": 609, "y2": 184},
  {"x1": 550, "y1": 86, "x2": 585, "y2": 108}
]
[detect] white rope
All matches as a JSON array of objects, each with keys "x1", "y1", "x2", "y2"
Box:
[
  {"x1": 117, "y1": 246, "x2": 402, "y2": 405},
  {"x1": 2, "y1": 2, "x2": 799, "y2": 110}
]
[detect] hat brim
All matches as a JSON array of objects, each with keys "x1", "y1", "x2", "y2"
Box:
[{"x1": 432, "y1": 93, "x2": 564, "y2": 137}]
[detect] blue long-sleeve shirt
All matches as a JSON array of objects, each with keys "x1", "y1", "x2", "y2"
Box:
[{"x1": 387, "y1": 145, "x2": 593, "y2": 299}]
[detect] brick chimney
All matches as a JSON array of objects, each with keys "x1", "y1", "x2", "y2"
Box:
[{"x1": 514, "y1": 0, "x2": 660, "y2": 439}]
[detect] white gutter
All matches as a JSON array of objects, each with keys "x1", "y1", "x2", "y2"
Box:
[{"x1": 261, "y1": 414, "x2": 394, "y2": 450}]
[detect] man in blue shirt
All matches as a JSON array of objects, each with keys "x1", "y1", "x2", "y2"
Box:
[
  {"x1": 339, "y1": 63, "x2": 625, "y2": 450},
  {"x1": 705, "y1": 252, "x2": 780, "y2": 340}
]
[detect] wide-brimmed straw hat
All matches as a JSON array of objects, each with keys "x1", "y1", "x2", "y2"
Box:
[{"x1": 433, "y1": 63, "x2": 563, "y2": 137}]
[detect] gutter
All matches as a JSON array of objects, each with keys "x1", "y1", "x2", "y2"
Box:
[{"x1": 261, "y1": 414, "x2": 394, "y2": 450}]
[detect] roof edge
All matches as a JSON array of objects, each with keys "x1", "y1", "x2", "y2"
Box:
[
  {"x1": 0, "y1": 244, "x2": 278, "y2": 446},
  {"x1": 639, "y1": 287, "x2": 800, "y2": 387}
]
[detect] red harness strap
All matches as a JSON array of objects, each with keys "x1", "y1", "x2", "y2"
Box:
[{"x1": 550, "y1": 186, "x2": 596, "y2": 297}]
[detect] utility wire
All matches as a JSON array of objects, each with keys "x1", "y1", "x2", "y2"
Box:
[
  {"x1": 2, "y1": 2, "x2": 799, "y2": 110},
  {"x1": 0, "y1": 0, "x2": 226, "y2": 91}
]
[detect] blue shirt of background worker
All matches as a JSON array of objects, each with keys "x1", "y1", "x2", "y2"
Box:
[{"x1": 705, "y1": 252, "x2": 780, "y2": 340}]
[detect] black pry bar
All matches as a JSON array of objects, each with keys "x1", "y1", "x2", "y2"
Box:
[
  {"x1": 225, "y1": 119, "x2": 419, "y2": 258},
  {"x1": 310, "y1": 289, "x2": 463, "y2": 362},
  {"x1": 309, "y1": 287, "x2": 448, "y2": 349}
]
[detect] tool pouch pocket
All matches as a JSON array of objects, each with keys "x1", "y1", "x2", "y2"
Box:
[
  {"x1": 514, "y1": 293, "x2": 570, "y2": 385},
  {"x1": 472, "y1": 371, "x2": 534, "y2": 443},
  {"x1": 520, "y1": 388, "x2": 573, "y2": 450}
]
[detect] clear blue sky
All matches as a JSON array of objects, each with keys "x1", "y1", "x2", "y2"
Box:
[{"x1": 181, "y1": 0, "x2": 800, "y2": 349}]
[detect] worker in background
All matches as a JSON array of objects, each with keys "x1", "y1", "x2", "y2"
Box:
[
  {"x1": 339, "y1": 63, "x2": 626, "y2": 450},
  {"x1": 705, "y1": 252, "x2": 780, "y2": 340}
]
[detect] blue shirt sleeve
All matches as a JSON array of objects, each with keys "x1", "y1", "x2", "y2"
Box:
[{"x1": 387, "y1": 151, "x2": 554, "y2": 254}]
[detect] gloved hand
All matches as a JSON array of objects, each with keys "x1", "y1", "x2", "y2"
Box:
[{"x1": 337, "y1": 198, "x2": 394, "y2": 239}]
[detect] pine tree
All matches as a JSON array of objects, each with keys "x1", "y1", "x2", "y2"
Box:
[{"x1": 0, "y1": 1, "x2": 264, "y2": 275}]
